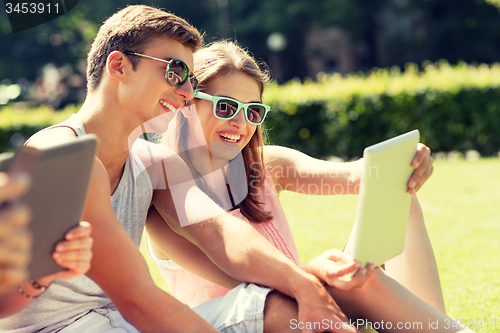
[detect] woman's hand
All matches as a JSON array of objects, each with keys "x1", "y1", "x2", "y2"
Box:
[
  {"x1": 301, "y1": 249, "x2": 376, "y2": 291},
  {"x1": 407, "y1": 143, "x2": 434, "y2": 194}
]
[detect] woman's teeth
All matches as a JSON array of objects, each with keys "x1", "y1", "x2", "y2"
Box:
[
  {"x1": 160, "y1": 99, "x2": 176, "y2": 112},
  {"x1": 219, "y1": 133, "x2": 241, "y2": 143}
]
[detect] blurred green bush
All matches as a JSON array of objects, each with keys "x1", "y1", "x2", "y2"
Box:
[
  {"x1": 0, "y1": 105, "x2": 77, "y2": 152},
  {"x1": 264, "y1": 61, "x2": 500, "y2": 159},
  {"x1": 2, "y1": 61, "x2": 500, "y2": 158}
]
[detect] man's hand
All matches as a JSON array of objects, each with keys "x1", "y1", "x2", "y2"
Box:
[
  {"x1": 291, "y1": 272, "x2": 360, "y2": 333},
  {"x1": 51, "y1": 221, "x2": 93, "y2": 279},
  {"x1": 301, "y1": 249, "x2": 375, "y2": 291},
  {"x1": 407, "y1": 143, "x2": 433, "y2": 194}
]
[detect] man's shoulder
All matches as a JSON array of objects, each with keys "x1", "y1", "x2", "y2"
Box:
[{"x1": 25, "y1": 126, "x2": 78, "y2": 149}]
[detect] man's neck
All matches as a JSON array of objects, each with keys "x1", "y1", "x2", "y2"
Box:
[{"x1": 77, "y1": 90, "x2": 139, "y2": 186}]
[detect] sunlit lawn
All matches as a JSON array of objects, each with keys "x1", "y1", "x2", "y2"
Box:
[{"x1": 141, "y1": 158, "x2": 500, "y2": 333}]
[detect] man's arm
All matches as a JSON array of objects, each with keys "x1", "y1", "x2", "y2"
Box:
[
  {"x1": 152, "y1": 186, "x2": 353, "y2": 332},
  {"x1": 84, "y1": 162, "x2": 216, "y2": 332},
  {"x1": 147, "y1": 208, "x2": 374, "y2": 292},
  {"x1": 27, "y1": 129, "x2": 218, "y2": 333}
]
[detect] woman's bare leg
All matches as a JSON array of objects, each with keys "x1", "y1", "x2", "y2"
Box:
[
  {"x1": 325, "y1": 269, "x2": 466, "y2": 333},
  {"x1": 384, "y1": 195, "x2": 445, "y2": 312},
  {"x1": 263, "y1": 271, "x2": 470, "y2": 333}
]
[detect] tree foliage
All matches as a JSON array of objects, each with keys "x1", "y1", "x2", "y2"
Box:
[{"x1": 1, "y1": 0, "x2": 500, "y2": 104}]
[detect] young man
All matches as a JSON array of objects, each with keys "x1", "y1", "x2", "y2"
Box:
[{"x1": 0, "y1": 5, "x2": 358, "y2": 333}]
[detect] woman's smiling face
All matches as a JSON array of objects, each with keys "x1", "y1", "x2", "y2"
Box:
[{"x1": 194, "y1": 71, "x2": 260, "y2": 162}]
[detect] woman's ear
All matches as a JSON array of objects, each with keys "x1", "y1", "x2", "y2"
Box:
[{"x1": 106, "y1": 51, "x2": 128, "y2": 82}]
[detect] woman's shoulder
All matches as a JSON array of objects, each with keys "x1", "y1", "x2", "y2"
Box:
[
  {"x1": 133, "y1": 139, "x2": 195, "y2": 188},
  {"x1": 133, "y1": 139, "x2": 179, "y2": 162}
]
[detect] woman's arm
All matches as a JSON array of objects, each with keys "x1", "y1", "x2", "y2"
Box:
[
  {"x1": 263, "y1": 144, "x2": 433, "y2": 196},
  {"x1": 263, "y1": 145, "x2": 363, "y2": 195}
]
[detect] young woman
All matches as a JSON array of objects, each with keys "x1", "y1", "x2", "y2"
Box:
[{"x1": 144, "y1": 41, "x2": 472, "y2": 332}]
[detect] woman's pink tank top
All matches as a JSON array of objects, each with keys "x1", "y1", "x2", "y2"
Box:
[{"x1": 145, "y1": 168, "x2": 300, "y2": 307}]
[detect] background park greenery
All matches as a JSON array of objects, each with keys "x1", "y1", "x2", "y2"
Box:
[
  {"x1": 2, "y1": 61, "x2": 500, "y2": 158},
  {"x1": 2, "y1": 0, "x2": 500, "y2": 107}
]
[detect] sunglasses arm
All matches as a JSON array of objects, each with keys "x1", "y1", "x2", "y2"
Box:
[{"x1": 193, "y1": 91, "x2": 214, "y2": 102}]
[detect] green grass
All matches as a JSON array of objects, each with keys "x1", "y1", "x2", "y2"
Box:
[{"x1": 140, "y1": 158, "x2": 500, "y2": 332}]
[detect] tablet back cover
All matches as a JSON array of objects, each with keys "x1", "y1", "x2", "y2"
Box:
[
  {"x1": 344, "y1": 130, "x2": 419, "y2": 267},
  {"x1": 1, "y1": 135, "x2": 97, "y2": 280}
]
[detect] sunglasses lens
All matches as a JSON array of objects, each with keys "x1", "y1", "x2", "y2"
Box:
[
  {"x1": 215, "y1": 99, "x2": 239, "y2": 119},
  {"x1": 189, "y1": 75, "x2": 198, "y2": 91},
  {"x1": 246, "y1": 105, "x2": 267, "y2": 124},
  {"x1": 167, "y1": 60, "x2": 189, "y2": 87}
]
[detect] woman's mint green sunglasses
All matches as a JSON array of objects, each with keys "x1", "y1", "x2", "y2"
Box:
[{"x1": 194, "y1": 91, "x2": 270, "y2": 125}]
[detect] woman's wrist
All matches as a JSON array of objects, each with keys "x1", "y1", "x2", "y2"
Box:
[{"x1": 299, "y1": 260, "x2": 320, "y2": 277}]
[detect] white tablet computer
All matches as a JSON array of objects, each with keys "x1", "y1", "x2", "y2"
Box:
[
  {"x1": 0, "y1": 135, "x2": 98, "y2": 280},
  {"x1": 344, "y1": 129, "x2": 420, "y2": 268}
]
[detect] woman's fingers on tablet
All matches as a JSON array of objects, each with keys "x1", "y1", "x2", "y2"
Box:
[
  {"x1": 350, "y1": 264, "x2": 376, "y2": 287},
  {"x1": 322, "y1": 249, "x2": 353, "y2": 263},
  {"x1": 331, "y1": 264, "x2": 377, "y2": 291},
  {"x1": 415, "y1": 154, "x2": 433, "y2": 193},
  {"x1": 322, "y1": 261, "x2": 360, "y2": 286},
  {"x1": 408, "y1": 144, "x2": 433, "y2": 194},
  {"x1": 411, "y1": 144, "x2": 428, "y2": 168}
]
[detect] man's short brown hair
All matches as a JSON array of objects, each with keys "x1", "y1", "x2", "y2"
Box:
[{"x1": 86, "y1": 5, "x2": 203, "y2": 90}]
